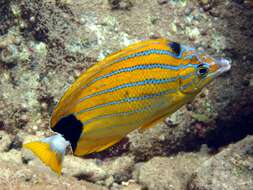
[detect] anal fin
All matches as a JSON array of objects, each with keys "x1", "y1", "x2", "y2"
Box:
[
  {"x1": 95, "y1": 139, "x2": 122, "y2": 152},
  {"x1": 74, "y1": 136, "x2": 123, "y2": 156}
]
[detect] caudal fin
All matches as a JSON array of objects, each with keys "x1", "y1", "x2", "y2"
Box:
[{"x1": 23, "y1": 134, "x2": 69, "y2": 175}]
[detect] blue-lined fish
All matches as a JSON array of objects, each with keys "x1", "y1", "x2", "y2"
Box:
[{"x1": 23, "y1": 39, "x2": 231, "y2": 174}]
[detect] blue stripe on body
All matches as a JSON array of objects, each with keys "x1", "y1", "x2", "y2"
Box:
[
  {"x1": 82, "y1": 101, "x2": 164, "y2": 126},
  {"x1": 81, "y1": 62, "x2": 197, "y2": 90},
  {"x1": 112, "y1": 48, "x2": 185, "y2": 64},
  {"x1": 183, "y1": 55, "x2": 195, "y2": 60},
  {"x1": 79, "y1": 74, "x2": 193, "y2": 102},
  {"x1": 183, "y1": 52, "x2": 205, "y2": 62},
  {"x1": 81, "y1": 103, "x2": 166, "y2": 135},
  {"x1": 76, "y1": 88, "x2": 177, "y2": 115},
  {"x1": 180, "y1": 81, "x2": 194, "y2": 91},
  {"x1": 81, "y1": 47, "x2": 187, "y2": 90}
]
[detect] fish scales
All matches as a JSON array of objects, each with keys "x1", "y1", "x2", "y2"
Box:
[
  {"x1": 52, "y1": 40, "x2": 182, "y2": 125},
  {"x1": 23, "y1": 38, "x2": 231, "y2": 174},
  {"x1": 54, "y1": 40, "x2": 196, "y2": 153},
  {"x1": 56, "y1": 40, "x2": 186, "y2": 153},
  {"x1": 51, "y1": 41, "x2": 162, "y2": 126},
  {"x1": 51, "y1": 40, "x2": 167, "y2": 120},
  {"x1": 73, "y1": 57, "x2": 183, "y2": 126}
]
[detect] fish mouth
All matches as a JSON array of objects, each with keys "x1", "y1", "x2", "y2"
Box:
[{"x1": 214, "y1": 58, "x2": 231, "y2": 76}]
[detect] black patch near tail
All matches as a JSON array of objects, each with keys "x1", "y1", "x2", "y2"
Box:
[{"x1": 52, "y1": 114, "x2": 83, "y2": 152}]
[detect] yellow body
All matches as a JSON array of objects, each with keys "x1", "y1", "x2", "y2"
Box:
[
  {"x1": 23, "y1": 38, "x2": 231, "y2": 174},
  {"x1": 51, "y1": 39, "x2": 204, "y2": 156}
]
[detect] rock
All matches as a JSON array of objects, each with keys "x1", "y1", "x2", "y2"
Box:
[
  {"x1": 0, "y1": 32, "x2": 17, "y2": 49},
  {"x1": 133, "y1": 153, "x2": 209, "y2": 190},
  {"x1": 188, "y1": 135, "x2": 253, "y2": 190},
  {"x1": 23, "y1": 147, "x2": 134, "y2": 185},
  {"x1": 61, "y1": 156, "x2": 107, "y2": 182},
  {"x1": 120, "y1": 182, "x2": 144, "y2": 190},
  {"x1": 102, "y1": 156, "x2": 135, "y2": 183},
  {"x1": 9, "y1": 133, "x2": 23, "y2": 149},
  {"x1": 157, "y1": 0, "x2": 168, "y2": 5},
  {"x1": 108, "y1": 0, "x2": 133, "y2": 10},
  {"x1": 61, "y1": 155, "x2": 134, "y2": 184},
  {"x1": 0, "y1": 44, "x2": 19, "y2": 65},
  {"x1": 0, "y1": 131, "x2": 12, "y2": 152},
  {"x1": 104, "y1": 175, "x2": 115, "y2": 187},
  {"x1": 0, "y1": 160, "x2": 107, "y2": 190},
  {"x1": 0, "y1": 30, "x2": 31, "y2": 66},
  {"x1": 198, "y1": 0, "x2": 214, "y2": 11},
  {"x1": 21, "y1": 147, "x2": 36, "y2": 164},
  {"x1": 22, "y1": 134, "x2": 131, "y2": 180},
  {"x1": 0, "y1": 149, "x2": 22, "y2": 164}
]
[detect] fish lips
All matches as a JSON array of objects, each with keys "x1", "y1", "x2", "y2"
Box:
[
  {"x1": 210, "y1": 58, "x2": 231, "y2": 78},
  {"x1": 216, "y1": 58, "x2": 231, "y2": 73}
]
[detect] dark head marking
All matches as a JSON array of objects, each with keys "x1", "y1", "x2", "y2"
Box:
[
  {"x1": 169, "y1": 42, "x2": 181, "y2": 56},
  {"x1": 52, "y1": 114, "x2": 83, "y2": 152}
]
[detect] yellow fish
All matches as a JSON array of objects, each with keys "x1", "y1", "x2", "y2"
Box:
[{"x1": 23, "y1": 39, "x2": 231, "y2": 174}]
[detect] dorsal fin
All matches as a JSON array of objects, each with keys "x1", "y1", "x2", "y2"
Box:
[{"x1": 168, "y1": 41, "x2": 181, "y2": 56}]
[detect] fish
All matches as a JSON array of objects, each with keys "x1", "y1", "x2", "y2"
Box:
[{"x1": 23, "y1": 38, "x2": 231, "y2": 174}]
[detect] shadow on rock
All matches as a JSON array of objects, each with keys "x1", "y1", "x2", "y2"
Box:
[{"x1": 204, "y1": 1, "x2": 253, "y2": 149}]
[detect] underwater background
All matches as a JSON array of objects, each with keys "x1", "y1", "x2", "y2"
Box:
[{"x1": 0, "y1": 0, "x2": 252, "y2": 189}]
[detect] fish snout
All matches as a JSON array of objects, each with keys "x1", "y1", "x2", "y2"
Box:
[{"x1": 215, "y1": 58, "x2": 231, "y2": 75}]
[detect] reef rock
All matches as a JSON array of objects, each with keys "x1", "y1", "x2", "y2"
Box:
[
  {"x1": 0, "y1": 131, "x2": 12, "y2": 152},
  {"x1": 133, "y1": 152, "x2": 209, "y2": 190},
  {"x1": 0, "y1": 160, "x2": 107, "y2": 190},
  {"x1": 188, "y1": 135, "x2": 253, "y2": 190}
]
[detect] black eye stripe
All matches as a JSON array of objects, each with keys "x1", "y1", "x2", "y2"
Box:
[{"x1": 168, "y1": 42, "x2": 181, "y2": 56}]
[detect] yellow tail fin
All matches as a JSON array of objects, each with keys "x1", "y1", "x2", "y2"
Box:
[
  {"x1": 23, "y1": 141, "x2": 62, "y2": 175},
  {"x1": 23, "y1": 134, "x2": 69, "y2": 175}
]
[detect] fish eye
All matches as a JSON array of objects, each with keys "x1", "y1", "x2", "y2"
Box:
[
  {"x1": 169, "y1": 42, "x2": 181, "y2": 56},
  {"x1": 197, "y1": 64, "x2": 209, "y2": 77}
]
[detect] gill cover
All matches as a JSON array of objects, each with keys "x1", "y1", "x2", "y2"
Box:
[
  {"x1": 178, "y1": 43, "x2": 231, "y2": 94},
  {"x1": 179, "y1": 66, "x2": 197, "y2": 94}
]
